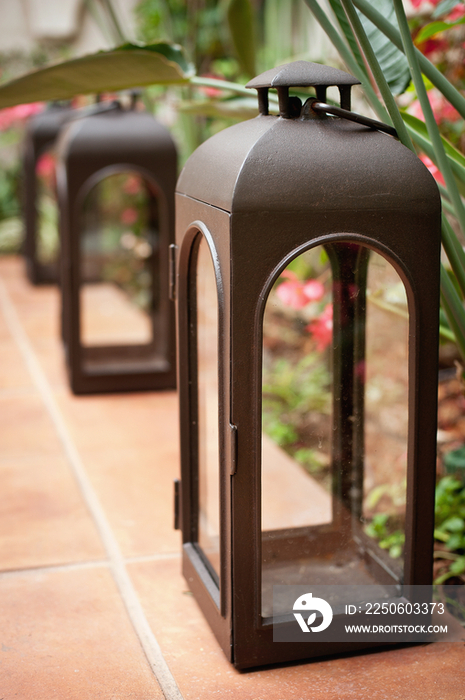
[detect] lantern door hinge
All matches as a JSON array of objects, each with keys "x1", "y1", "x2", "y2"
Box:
[
  {"x1": 169, "y1": 244, "x2": 177, "y2": 301},
  {"x1": 174, "y1": 478, "x2": 181, "y2": 530},
  {"x1": 229, "y1": 423, "x2": 238, "y2": 475}
]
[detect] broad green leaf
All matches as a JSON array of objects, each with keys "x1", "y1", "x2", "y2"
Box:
[
  {"x1": 353, "y1": 0, "x2": 465, "y2": 118},
  {"x1": 0, "y1": 43, "x2": 193, "y2": 109},
  {"x1": 416, "y1": 17, "x2": 465, "y2": 45},
  {"x1": 227, "y1": 0, "x2": 256, "y2": 78},
  {"x1": 356, "y1": 0, "x2": 410, "y2": 95},
  {"x1": 328, "y1": 0, "x2": 369, "y2": 80}
]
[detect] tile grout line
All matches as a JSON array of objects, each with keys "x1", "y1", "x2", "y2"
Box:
[
  {"x1": 0, "y1": 275, "x2": 184, "y2": 700},
  {"x1": 0, "y1": 551, "x2": 182, "y2": 579}
]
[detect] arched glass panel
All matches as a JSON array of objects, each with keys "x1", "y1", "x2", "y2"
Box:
[
  {"x1": 79, "y1": 171, "x2": 165, "y2": 370},
  {"x1": 194, "y1": 234, "x2": 220, "y2": 581},
  {"x1": 36, "y1": 149, "x2": 59, "y2": 267},
  {"x1": 261, "y1": 242, "x2": 408, "y2": 618}
]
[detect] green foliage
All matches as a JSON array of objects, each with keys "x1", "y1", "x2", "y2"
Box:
[
  {"x1": 364, "y1": 513, "x2": 405, "y2": 559},
  {"x1": 0, "y1": 43, "x2": 193, "y2": 109},
  {"x1": 435, "y1": 476, "x2": 465, "y2": 551},
  {"x1": 262, "y1": 353, "x2": 331, "y2": 469},
  {"x1": 0, "y1": 218, "x2": 22, "y2": 254},
  {"x1": 227, "y1": 0, "x2": 256, "y2": 77},
  {"x1": 0, "y1": 163, "x2": 20, "y2": 221}
]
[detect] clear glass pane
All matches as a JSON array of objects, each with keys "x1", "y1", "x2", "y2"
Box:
[
  {"x1": 79, "y1": 171, "x2": 159, "y2": 349},
  {"x1": 196, "y1": 234, "x2": 220, "y2": 580},
  {"x1": 36, "y1": 150, "x2": 59, "y2": 267},
  {"x1": 261, "y1": 243, "x2": 408, "y2": 617}
]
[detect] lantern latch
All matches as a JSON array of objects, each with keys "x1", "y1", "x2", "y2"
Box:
[
  {"x1": 174, "y1": 479, "x2": 181, "y2": 530},
  {"x1": 229, "y1": 423, "x2": 238, "y2": 475},
  {"x1": 169, "y1": 244, "x2": 178, "y2": 301}
]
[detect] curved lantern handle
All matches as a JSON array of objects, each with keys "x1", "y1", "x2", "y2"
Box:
[{"x1": 311, "y1": 101, "x2": 398, "y2": 138}]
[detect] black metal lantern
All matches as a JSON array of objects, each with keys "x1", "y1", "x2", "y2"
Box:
[
  {"x1": 174, "y1": 62, "x2": 442, "y2": 668},
  {"x1": 56, "y1": 101, "x2": 177, "y2": 394},
  {"x1": 23, "y1": 103, "x2": 74, "y2": 284}
]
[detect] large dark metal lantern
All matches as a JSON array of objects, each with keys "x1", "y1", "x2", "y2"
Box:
[
  {"x1": 174, "y1": 62, "x2": 442, "y2": 668},
  {"x1": 56, "y1": 101, "x2": 177, "y2": 394},
  {"x1": 23, "y1": 103, "x2": 74, "y2": 284}
]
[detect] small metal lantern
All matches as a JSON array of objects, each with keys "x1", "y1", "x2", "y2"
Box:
[
  {"x1": 174, "y1": 62, "x2": 442, "y2": 668},
  {"x1": 23, "y1": 103, "x2": 74, "y2": 284},
  {"x1": 56, "y1": 101, "x2": 177, "y2": 394}
]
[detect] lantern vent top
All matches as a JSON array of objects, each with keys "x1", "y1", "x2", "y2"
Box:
[{"x1": 246, "y1": 60, "x2": 361, "y2": 115}]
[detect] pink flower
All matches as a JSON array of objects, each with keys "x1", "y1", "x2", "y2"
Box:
[
  {"x1": 36, "y1": 152, "x2": 56, "y2": 184},
  {"x1": 448, "y1": 4, "x2": 465, "y2": 21},
  {"x1": 307, "y1": 304, "x2": 333, "y2": 351},
  {"x1": 121, "y1": 208, "x2": 138, "y2": 225},
  {"x1": 198, "y1": 73, "x2": 225, "y2": 98},
  {"x1": 419, "y1": 154, "x2": 445, "y2": 186},
  {"x1": 303, "y1": 279, "x2": 325, "y2": 302},
  {"x1": 0, "y1": 102, "x2": 43, "y2": 131},
  {"x1": 276, "y1": 280, "x2": 309, "y2": 309},
  {"x1": 123, "y1": 175, "x2": 142, "y2": 195},
  {"x1": 408, "y1": 91, "x2": 460, "y2": 124},
  {"x1": 411, "y1": 0, "x2": 442, "y2": 7}
]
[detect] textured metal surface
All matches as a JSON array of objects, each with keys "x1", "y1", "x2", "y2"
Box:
[
  {"x1": 175, "y1": 60, "x2": 442, "y2": 669},
  {"x1": 56, "y1": 105, "x2": 177, "y2": 394},
  {"x1": 245, "y1": 61, "x2": 361, "y2": 88}
]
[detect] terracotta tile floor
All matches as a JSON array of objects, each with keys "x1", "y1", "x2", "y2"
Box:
[{"x1": 0, "y1": 254, "x2": 464, "y2": 699}]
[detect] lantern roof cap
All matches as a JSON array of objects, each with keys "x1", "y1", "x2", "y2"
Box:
[{"x1": 246, "y1": 61, "x2": 361, "y2": 89}]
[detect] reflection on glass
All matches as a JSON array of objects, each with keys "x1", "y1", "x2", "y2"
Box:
[
  {"x1": 36, "y1": 149, "x2": 59, "y2": 267},
  {"x1": 196, "y1": 234, "x2": 220, "y2": 580},
  {"x1": 79, "y1": 171, "x2": 160, "y2": 349},
  {"x1": 261, "y1": 243, "x2": 408, "y2": 617}
]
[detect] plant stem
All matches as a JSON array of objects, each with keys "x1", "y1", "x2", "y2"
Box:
[
  {"x1": 303, "y1": 0, "x2": 390, "y2": 122},
  {"x1": 98, "y1": 0, "x2": 127, "y2": 44},
  {"x1": 441, "y1": 264, "x2": 465, "y2": 360},
  {"x1": 393, "y1": 0, "x2": 465, "y2": 239},
  {"x1": 433, "y1": 551, "x2": 460, "y2": 559},
  {"x1": 190, "y1": 76, "x2": 259, "y2": 97},
  {"x1": 339, "y1": 0, "x2": 413, "y2": 149},
  {"x1": 353, "y1": 0, "x2": 465, "y2": 119},
  {"x1": 441, "y1": 214, "x2": 465, "y2": 299}
]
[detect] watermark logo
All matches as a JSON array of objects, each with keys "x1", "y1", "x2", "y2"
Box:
[{"x1": 293, "y1": 592, "x2": 333, "y2": 633}]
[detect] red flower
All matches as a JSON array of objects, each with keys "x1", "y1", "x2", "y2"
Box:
[
  {"x1": 36, "y1": 152, "x2": 55, "y2": 177},
  {"x1": 419, "y1": 154, "x2": 445, "y2": 186},
  {"x1": 198, "y1": 73, "x2": 225, "y2": 98},
  {"x1": 123, "y1": 175, "x2": 142, "y2": 195},
  {"x1": 121, "y1": 208, "x2": 138, "y2": 225},
  {"x1": 0, "y1": 102, "x2": 43, "y2": 131},
  {"x1": 307, "y1": 304, "x2": 333, "y2": 351}
]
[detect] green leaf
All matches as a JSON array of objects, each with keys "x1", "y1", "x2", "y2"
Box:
[
  {"x1": 227, "y1": 0, "x2": 256, "y2": 78},
  {"x1": 0, "y1": 42, "x2": 193, "y2": 109},
  {"x1": 416, "y1": 17, "x2": 465, "y2": 45},
  {"x1": 450, "y1": 556, "x2": 465, "y2": 574},
  {"x1": 432, "y1": 0, "x2": 461, "y2": 18},
  {"x1": 356, "y1": 0, "x2": 411, "y2": 95},
  {"x1": 402, "y1": 111, "x2": 465, "y2": 184},
  {"x1": 442, "y1": 516, "x2": 465, "y2": 532}
]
